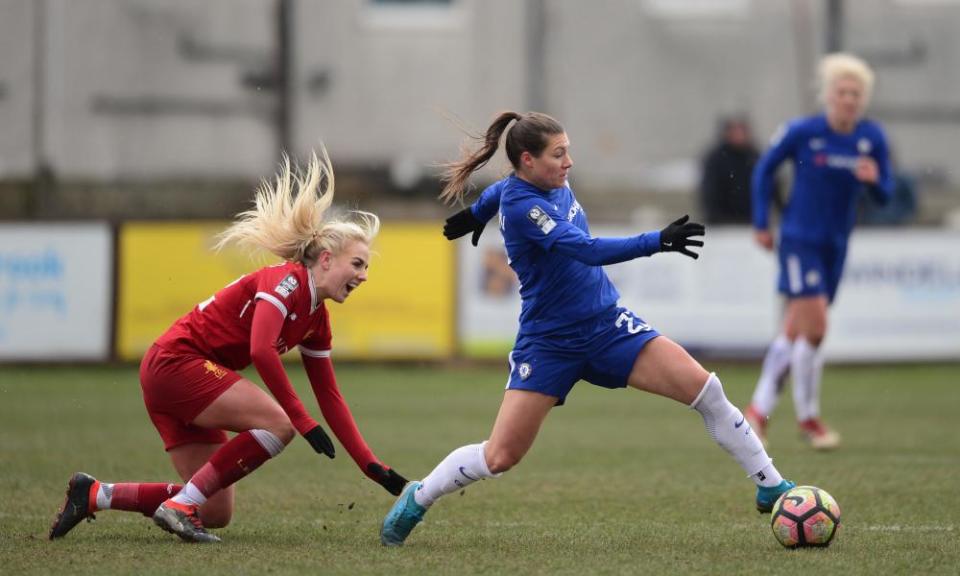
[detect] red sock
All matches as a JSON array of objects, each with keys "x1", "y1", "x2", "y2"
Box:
[
  {"x1": 189, "y1": 431, "x2": 272, "y2": 498},
  {"x1": 99, "y1": 482, "x2": 183, "y2": 517}
]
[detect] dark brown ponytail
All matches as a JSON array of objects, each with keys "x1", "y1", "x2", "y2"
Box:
[
  {"x1": 439, "y1": 111, "x2": 522, "y2": 204},
  {"x1": 439, "y1": 111, "x2": 565, "y2": 205}
]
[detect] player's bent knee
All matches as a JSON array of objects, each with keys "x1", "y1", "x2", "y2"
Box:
[
  {"x1": 485, "y1": 447, "x2": 522, "y2": 474},
  {"x1": 801, "y1": 328, "x2": 826, "y2": 347},
  {"x1": 270, "y1": 419, "x2": 296, "y2": 445},
  {"x1": 258, "y1": 411, "x2": 295, "y2": 445}
]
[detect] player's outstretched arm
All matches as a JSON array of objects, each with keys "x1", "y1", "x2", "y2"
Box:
[
  {"x1": 658, "y1": 215, "x2": 706, "y2": 259},
  {"x1": 301, "y1": 354, "x2": 409, "y2": 495},
  {"x1": 509, "y1": 199, "x2": 704, "y2": 265}
]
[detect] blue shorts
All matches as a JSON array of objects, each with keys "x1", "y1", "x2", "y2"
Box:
[
  {"x1": 506, "y1": 306, "x2": 661, "y2": 405},
  {"x1": 777, "y1": 238, "x2": 848, "y2": 303}
]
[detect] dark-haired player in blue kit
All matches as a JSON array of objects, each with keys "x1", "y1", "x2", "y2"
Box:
[
  {"x1": 380, "y1": 111, "x2": 795, "y2": 546},
  {"x1": 744, "y1": 53, "x2": 894, "y2": 450}
]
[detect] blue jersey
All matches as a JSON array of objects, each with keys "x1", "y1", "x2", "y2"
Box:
[
  {"x1": 469, "y1": 175, "x2": 660, "y2": 337},
  {"x1": 752, "y1": 114, "x2": 894, "y2": 246}
]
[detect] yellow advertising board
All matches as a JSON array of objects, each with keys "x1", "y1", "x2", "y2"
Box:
[{"x1": 117, "y1": 222, "x2": 453, "y2": 361}]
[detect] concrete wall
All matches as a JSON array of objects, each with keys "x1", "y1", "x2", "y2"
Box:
[{"x1": 0, "y1": 0, "x2": 957, "y2": 192}]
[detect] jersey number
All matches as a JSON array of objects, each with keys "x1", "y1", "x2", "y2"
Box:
[
  {"x1": 197, "y1": 275, "x2": 246, "y2": 312},
  {"x1": 615, "y1": 311, "x2": 651, "y2": 334}
]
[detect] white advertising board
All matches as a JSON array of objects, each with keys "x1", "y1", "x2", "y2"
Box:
[
  {"x1": 0, "y1": 224, "x2": 113, "y2": 360},
  {"x1": 459, "y1": 227, "x2": 960, "y2": 362},
  {"x1": 829, "y1": 230, "x2": 960, "y2": 361}
]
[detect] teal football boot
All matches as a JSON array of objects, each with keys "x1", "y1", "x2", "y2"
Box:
[
  {"x1": 380, "y1": 481, "x2": 426, "y2": 546},
  {"x1": 757, "y1": 479, "x2": 796, "y2": 513}
]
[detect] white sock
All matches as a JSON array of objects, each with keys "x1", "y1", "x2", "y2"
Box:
[
  {"x1": 171, "y1": 482, "x2": 207, "y2": 507},
  {"x1": 808, "y1": 346, "x2": 825, "y2": 419},
  {"x1": 751, "y1": 334, "x2": 793, "y2": 416},
  {"x1": 414, "y1": 442, "x2": 498, "y2": 508},
  {"x1": 96, "y1": 482, "x2": 114, "y2": 510},
  {"x1": 791, "y1": 337, "x2": 819, "y2": 422},
  {"x1": 691, "y1": 373, "x2": 783, "y2": 487},
  {"x1": 250, "y1": 429, "x2": 285, "y2": 457}
]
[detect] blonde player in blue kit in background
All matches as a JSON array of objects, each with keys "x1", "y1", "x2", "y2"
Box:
[
  {"x1": 379, "y1": 111, "x2": 796, "y2": 546},
  {"x1": 744, "y1": 54, "x2": 893, "y2": 450}
]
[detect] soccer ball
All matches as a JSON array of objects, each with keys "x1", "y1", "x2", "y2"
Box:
[{"x1": 770, "y1": 485, "x2": 841, "y2": 548}]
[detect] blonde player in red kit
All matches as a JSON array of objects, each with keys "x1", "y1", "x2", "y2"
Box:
[{"x1": 49, "y1": 149, "x2": 408, "y2": 543}]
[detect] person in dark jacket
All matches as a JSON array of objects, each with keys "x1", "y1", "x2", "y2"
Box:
[{"x1": 700, "y1": 116, "x2": 764, "y2": 225}]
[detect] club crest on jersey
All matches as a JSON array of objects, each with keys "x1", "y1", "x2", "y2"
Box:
[
  {"x1": 527, "y1": 206, "x2": 556, "y2": 235},
  {"x1": 805, "y1": 269, "x2": 821, "y2": 287},
  {"x1": 203, "y1": 360, "x2": 228, "y2": 379},
  {"x1": 518, "y1": 362, "x2": 532, "y2": 380},
  {"x1": 275, "y1": 274, "x2": 299, "y2": 298},
  {"x1": 857, "y1": 138, "x2": 872, "y2": 154}
]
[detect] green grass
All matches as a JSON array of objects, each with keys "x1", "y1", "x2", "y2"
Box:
[{"x1": 1, "y1": 362, "x2": 958, "y2": 575}]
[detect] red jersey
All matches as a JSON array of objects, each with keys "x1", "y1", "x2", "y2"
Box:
[
  {"x1": 152, "y1": 260, "x2": 385, "y2": 480},
  {"x1": 156, "y1": 261, "x2": 331, "y2": 368}
]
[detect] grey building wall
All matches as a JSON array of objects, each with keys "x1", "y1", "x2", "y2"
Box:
[
  {"x1": 2, "y1": 0, "x2": 278, "y2": 180},
  {"x1": 0, "y1": 0, "x2": 36, "y2": 178},
  {"x1": 1, "y1": 0, "x2": 958, "y2": 196},
  {"x1": 295, "y1": 0, "x2": 528, "y2": 185}
]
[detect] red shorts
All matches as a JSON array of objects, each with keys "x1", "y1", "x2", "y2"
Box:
[{"x1": 140, "y1": 344, "x2": 242, "y2": 451}]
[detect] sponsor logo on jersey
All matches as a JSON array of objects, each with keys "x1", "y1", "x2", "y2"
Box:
[
  {"x1": 518, "y1": 362, "x2": 532, "y2": 380},
  {"x1": 275, "y1": 274, "x2": 299, "y2": 298},
  {"x1": 527, "y1": 206, "x2": 556, "y2": 235},
  {"x1": 567, "y1": 200, "x2": 582, "y2": 222},
  {"x1": 814, "y1": 153, "x2": 859, "y2": 170},
  {"x1": 204, "y1": 360, "x2": 228, "y2": 379}
]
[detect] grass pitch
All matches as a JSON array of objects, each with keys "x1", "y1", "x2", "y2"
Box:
[{"x1": 1, "y1": 362, "x2": 957, "y2": 575}]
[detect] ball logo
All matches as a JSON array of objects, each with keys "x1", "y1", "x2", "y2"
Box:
[{"x1": 518, "y1": 363, "x2": 532, "y2": 380}]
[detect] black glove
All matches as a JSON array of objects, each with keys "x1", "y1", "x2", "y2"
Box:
[
  {"x1": 304, "y1": 425, "x2": 335, "y2": 459},
  {"x1": 659, "y1": 215, "x2": 705, "y2": 259},
  {"x1": 443, "y1": 208, "x2": 486, "y2": 246},
  {"x1": 366, "y1": 462, "x2": 409, "y2": 496}
]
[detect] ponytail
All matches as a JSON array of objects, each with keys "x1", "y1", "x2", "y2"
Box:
[
  {"x1": 439, "y1": 111, "x2": 522, "y2": 205},
  {"x1": 439, "y1": 111, "x2": 565, "y2": 205}
]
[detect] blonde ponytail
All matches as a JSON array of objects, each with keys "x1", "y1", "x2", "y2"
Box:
[{"x1": 216, "y1": 146, "x2": 379, "y2": 263}]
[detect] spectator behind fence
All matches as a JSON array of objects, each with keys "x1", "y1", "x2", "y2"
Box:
[{"x1": 699, "y1": 116, "x2": 775, "y2": 225}]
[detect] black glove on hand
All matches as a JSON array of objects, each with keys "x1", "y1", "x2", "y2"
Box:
[
  {"x1": 659, "y1": 215, "x2": 706, "y2": 259},
  {"x1": 367, "y1": 462, "x2": 409, "y2": 496},
  {"x1": 304, "y1": 425, "x2": 336, "y2": 459},
  {"x1": 443, "y1": 208, "x2": 486, "y2": 246}
]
